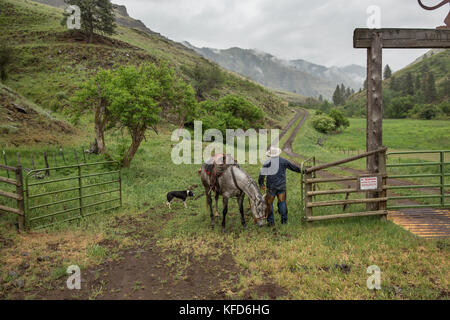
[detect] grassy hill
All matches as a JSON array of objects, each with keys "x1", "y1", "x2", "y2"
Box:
[
  {"x1": 0, "y1": 83, "x2": 78, "y2": 147},
  {"x1": 0, "y1": 0, "x2": 290, "y2": 145},
  {"x1": 338, "y1": 49, "x2": 449, "y2": 119}
]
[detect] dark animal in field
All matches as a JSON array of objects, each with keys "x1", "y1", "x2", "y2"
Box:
[
  {"x1": 200, "y1": 154, "x2": 267, "y2": 232},
  {"x1": 418, "y1": 0, "x2": 450, "y2": 29},
  {"x1": 166, "y1": 190, "x2": 194, "y2": 210}
]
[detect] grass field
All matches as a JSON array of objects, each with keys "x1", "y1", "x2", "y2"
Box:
[
  {"x1": 1, "y1": 120, "x2": 449, "y2": 299},
  {"x1": 0, "y1": 0, "x2": 449, "y2": 301}
]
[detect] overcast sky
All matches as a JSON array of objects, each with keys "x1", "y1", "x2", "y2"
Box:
[{"x1": 114, "y1": 0, "x2": 448, "y2": 71}]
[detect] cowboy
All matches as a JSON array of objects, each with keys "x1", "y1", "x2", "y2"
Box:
[{"x1": 258, "y1": 147, "x2": 302, "y2": 226}]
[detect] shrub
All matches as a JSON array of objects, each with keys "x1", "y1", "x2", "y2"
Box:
[
  {"x1": 329, "y1": 109, "x2": 349, "y2": 131},
  {"x1": 198, "y1": 95, "x2": 264, "y2": 135},
  {"x1": 312, "y1": 115, "x2": 336, "y2": 134}
]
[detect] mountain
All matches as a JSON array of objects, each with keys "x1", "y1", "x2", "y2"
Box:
[
  {"x1": 33, "y1": 0, "x2": 161, "y2": 36},
  {"x1": 183, "y1": 42, "x2": 366, "y2": 99},
  {"x1": 343, "y1": 49, "x2": 449, "y2": 119},
  {"x1": 1, "y1": 0, "x2": 291, "y2": 136}
]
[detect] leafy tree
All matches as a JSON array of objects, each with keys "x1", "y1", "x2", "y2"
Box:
[
  {"x1": 383, "y1": 64, "x2": 392, "y2": 79},
  {"x1": 329, "y1": 109, "x2": 349, "y2": 131},
  {"x1": 312, "y1": 115, "x2": 336, "y2": 134},
  {"x1": 199, "y1": 95, "x2": 264, "y2": 135},
  {"x1": 417, "y1": 104, "x2": 438, "y2": 120},
  {"x1": 387, "y1": 96, "x2": 415, "y2": 118},
  {"x1": 73, "y1": 63, "x2": 196, "y2": 167},
  {"x1": 0, "y1": 46, "x2": 12, "y2": 81},
  {"x1": 62, "y1": 0, "x2": 116, "y2": 43},
  {"x1": 182, "y1": 63, "x2": 224, "y2": 99}
]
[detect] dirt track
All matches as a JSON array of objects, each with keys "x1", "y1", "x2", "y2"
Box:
[{"x1": 280, "y1": 108, "x2": 450, "y2": 240}]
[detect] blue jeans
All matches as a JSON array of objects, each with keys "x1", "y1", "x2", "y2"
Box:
[{"x1": 267, "y1": 189, "x2": 287, "y2": 225}]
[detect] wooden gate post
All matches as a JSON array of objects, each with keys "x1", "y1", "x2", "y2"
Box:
[
  {"x1": 304, "y1": 171, "x2": 313, "y2": 226},
  {"x1": 366, "y1": 30, "x2": 383, "y2": 211},
  {"x1": 379, "y1": 149, "x2": 387, "y2": 221},
  {"x1": 15, "y1": 165, "x2": 25, "y2": 231}
]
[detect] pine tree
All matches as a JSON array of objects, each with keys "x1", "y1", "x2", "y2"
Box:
[
  {"x1": 63, "y1": 0, "x2": 116, "y2": 43},
  {"x1": 403, "y1": 72, "x2": 414, "y2": 96},
  {"x1": 424, "y1": 72, "x2": 437, "y2": 103},
  {"x1": 390, "y1": 76, "x2": 399, "y2": 91},
  {"x1": 332, "y1": 85, "x2": 341, "y2": 106},
  {"x1": 383, "y1": 64, "x2": 392, "y2": 79}
]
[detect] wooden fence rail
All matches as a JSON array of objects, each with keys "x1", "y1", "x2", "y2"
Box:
[{"x1": 0, "y1": 164, "x2": 25, "y2": 230}]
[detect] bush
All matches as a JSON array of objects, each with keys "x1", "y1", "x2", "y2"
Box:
[
  {"x1": 198, "y1": 95, "x2": 264, "y2": 135},
  {"x1": 386, "y1": 96, "x2": 415, "y2": 118},
  {"x1": 329, "y1": 109, "x2": 349, "y2": 131},
  {"x1": 312, "y1": 115, "x2": 336, "y2": 134}
]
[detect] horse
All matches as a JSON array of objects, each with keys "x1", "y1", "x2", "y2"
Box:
[{"x1": 200, "y1": 154, "x2": 267, "y2": 232}]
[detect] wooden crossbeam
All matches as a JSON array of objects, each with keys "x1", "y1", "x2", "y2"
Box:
[
  {"x1": 0, "y1": 204, "x2": 24, "y2": 216},
  {"x1": 306, "y1": 210, "x2": 387, "y2": 222},
  {"x1": 0, "y1": 189, "x2": 22, "y2": 201},
  {"x1": 354, "y1": 28, "x2": 450, "y2": 49},
  {"x1": 306, "y1": 197, "x2": 388, "y2": 208}
]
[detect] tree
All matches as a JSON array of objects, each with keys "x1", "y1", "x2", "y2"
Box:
[
  {"x1": 403, "y1": 72, "x2": 414, "y2": 96},
  {"x1": 73, "y1": 63, "x2": 196, "y2": 167},
  {"x1": 329, "y1": 109, "x2": 349, "y2": 131},
  {"x1": 0, "y1": 46, "x2": 12, "y2": 81},
  {"x1": 182, "y1": 63, "x2": 224, "y2": 99},
  {"x1": 71, "y1": 69, "x2": 112, "y2": 154},
  {"x1": 332, "y1": 85, "x2": 342, "y2": 106},
  {"x1": 424, "y1": 72, "x2": 437, "y2": 103},
  {"x1": 62, "y1": 0, "x2": 116, "y2": 43},
  {"x1": 383, "y1": 65, "x2": 392, "y2": 79},
  {"x1": 387, "y1": 96, "x2": 415, "y2": 118},
  {"x1": 312, "y1": 115, "x2": 336, "y2": 134},
  {"x1": 199, "y1": 95, "x2": 264, "y2": 135}
]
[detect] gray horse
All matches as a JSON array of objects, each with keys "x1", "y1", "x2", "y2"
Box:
[{"x1": 200, "y1": 155, "x2": 267, "y2": 231}]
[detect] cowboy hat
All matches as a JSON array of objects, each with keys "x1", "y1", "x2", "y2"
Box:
[{"x1": 266, "y1": 147, "x2": 282, "y2": 158}]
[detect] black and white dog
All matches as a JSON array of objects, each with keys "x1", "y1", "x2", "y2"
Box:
[{"x1": 166, "y1": 190, "x2": 194, "y2": 209}]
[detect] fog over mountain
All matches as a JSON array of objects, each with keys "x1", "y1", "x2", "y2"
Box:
[{"x1": 184, "y1": 42, "x2": 366, "y2": 99}]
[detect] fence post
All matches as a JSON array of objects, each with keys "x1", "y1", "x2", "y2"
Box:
[
  {"x1": 43, "y1": 152, "x2": 50, "y2": 176},
  {"x1": 15, "y1": 166, "x2": 25, "y2": 231},
  {"x1": 379, "y1": 149, "x2": 387, "y2": 221},
  {"x1": 304, "y1": 171, "x2": 313, "y2": 226},
  {"x1": 77, "y1": 164, "x2": 83, "y2": 218},
  {"x1": 440, "y1": 151, "x2": 444, "y2": 208},
  {"x1": 2, "y1": 150, "x2": 9, "y2": 179}
]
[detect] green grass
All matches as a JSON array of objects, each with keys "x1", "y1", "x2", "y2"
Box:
[
  {"x1": 0, "y1": 0, "x2": 449, "y2": 300},
  {"x1": 2, "y1": 126, "x2": 448, "y2": 300}
]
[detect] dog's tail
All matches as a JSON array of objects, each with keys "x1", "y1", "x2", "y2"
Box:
[{"x1": 194, "y1": 193, "x2": 205, "y2": 200}]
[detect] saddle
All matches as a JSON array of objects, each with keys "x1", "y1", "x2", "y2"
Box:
[{"x1": 204, "y1": 154, "x2": 237, "y2": 194}]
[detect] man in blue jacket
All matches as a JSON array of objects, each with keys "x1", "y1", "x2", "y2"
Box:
[{"x1": 258, "y1": 147, "x2": 302, "y2": 226}]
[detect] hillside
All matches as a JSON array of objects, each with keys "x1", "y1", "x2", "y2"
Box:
[
  {"x1": 0, "y1": 84, "x2": 76, "y2": 146},
  {"x1": 183, "y1": 42, "x2": 366, "y2": 99},
  {"x1": 339, "y1": 49, "x2": 450, "y2": 119},
  {"x1": 0, "y1": 0, "x2": 290, "y2": 144}
]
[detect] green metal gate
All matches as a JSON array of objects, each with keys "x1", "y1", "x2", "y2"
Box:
[
  {"x1": 386, "y1": 150, "x2": 450, "y2": 210},
  {"x1": 24, "y1": 161, "x2": 122, "y2": 229}
]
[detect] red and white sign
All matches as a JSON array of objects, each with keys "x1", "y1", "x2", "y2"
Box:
[{"x1": 360, "y1": 177, "x2": 378, "y2": 191}]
